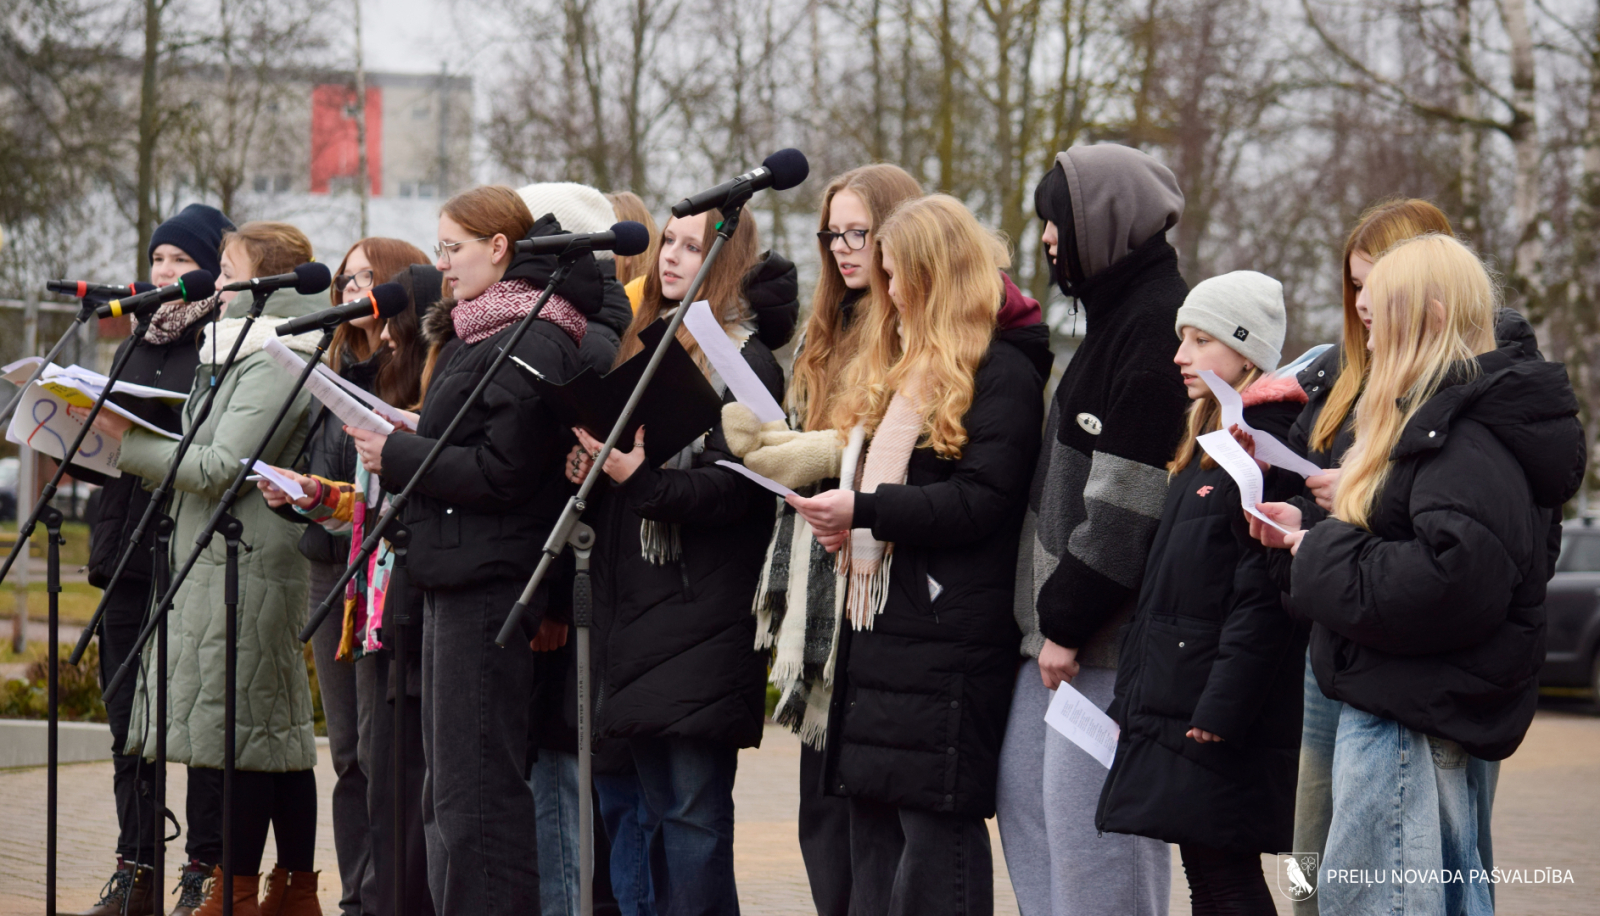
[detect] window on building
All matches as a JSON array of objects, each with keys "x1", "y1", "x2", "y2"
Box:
[
  {"x1": 400, "y1": 182, "x2": 415, "y2": 199},
  {"x1": 274, "y1": 175, "x2": 291, "y2": 193},
  {"x1": 253, "y1": 176, "x2": 270, "y2": 193},
  {"x1": 413, "y1": 104, "x2": 431, "y2": 120},
  {"x1": 417, "y1": 184, "x2": 437, "y2": 199}
]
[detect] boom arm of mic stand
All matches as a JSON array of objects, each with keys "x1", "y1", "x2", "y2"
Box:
[
  {"x1": 69, "y1": 292, "x2": 264, "y2": 665},
  {"x1": 494, "y1": 201, "x2": 750, "y2": 648},
  {"x1": 0, "y1": 298, "x2": 99, "y2": 427},
  {"x1": 0, "y1": 312, "x2": 158, "y2": 588},
  {"x1": 103, "y1": 325, "x2": 337, "y2": 700},
  {"x1": 298, "y1": 255, "x2": 583, "y2": 643}
]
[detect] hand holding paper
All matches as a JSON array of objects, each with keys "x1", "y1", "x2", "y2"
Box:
[
  {"x1": 243, "y1": 460, "x2": 306, "y2": 501},
  {"x1": 1044, "y1": 682, "x2": 1120, "y2": 769},
  {"x1": 1196, "y1": 429, "x2": 1293, "y2": 534}
]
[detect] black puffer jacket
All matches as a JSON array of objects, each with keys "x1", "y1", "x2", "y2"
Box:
[
  {"x1": 383, "y1": 218, "x2": 622, "y2": 595},
  {"x1": 592, "y1": 320, "x2": 786, "y2": 750},
  {"x1": 824, "y1": 324, "x2": 1051, "y2": 818},
  {"x1": 82, "y1": 315, "x2": 209, "y2": 586},
  {"x1": 1292, "y1": 343, "x2": 1585, "y2": 760},
  {"x1": 1266, "y1": 308, "x2": 1546, "y2": 590},
  {"x1": 1097, "y1": 382, "x2": 1308, "y2": 853}
]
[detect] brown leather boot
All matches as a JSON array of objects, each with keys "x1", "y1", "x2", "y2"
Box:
[
  {"x1": 190, "y1": 865, "x2": 261, "y2": 916},
  {"x1": 73, "y1": 857, "x2": 161, "y2": 916},
  {"x1": 257, "y1": 866, "x2": 322, "y2": 916},
  {"x1": 169, "y1": 859, "x2": 213, "y2": 916}
]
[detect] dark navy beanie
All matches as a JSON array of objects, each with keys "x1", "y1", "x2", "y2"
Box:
[{"x1": 149, "y1": 204, "x2": 235, "y2": 278}]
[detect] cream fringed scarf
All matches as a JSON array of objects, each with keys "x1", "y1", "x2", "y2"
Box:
[{"x1": 840, "y1": 382, "x2": 925, "y2": 628}]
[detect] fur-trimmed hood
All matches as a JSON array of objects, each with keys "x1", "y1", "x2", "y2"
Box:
[{"x1": 1240, "y1": 373, "x2": 1307, "y2": 408}]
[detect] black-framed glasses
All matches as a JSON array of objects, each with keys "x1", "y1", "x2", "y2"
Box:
[
  {"x1": 818, "y1": 229, "x2": 869, "y2": 251},
  {"x1": 336, "y1": 268, "x2": 375, "y2": 291}
]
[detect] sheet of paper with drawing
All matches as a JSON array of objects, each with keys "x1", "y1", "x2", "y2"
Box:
[
  {"x1": 1044, "y1": 681, "x2": 1120, "y2": 769},
  {"x1": 681, "y1": 300, "x2": 786, "y2": 423},
  {"x1": 1198, "y1": 369, "x2": 1322, "y2": 479},
  {"x1": 6, "y1": 384, "x2": 126, "y2": 477},
  {"x1": 1197, "y1": 429, "x2": 1292, "y2": 534},
  {"x1": 264, "y1": 339, "x2": 395, "y2": 436}
]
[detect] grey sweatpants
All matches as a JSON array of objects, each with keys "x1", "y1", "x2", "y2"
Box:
[{"x1": 996, "y1": 661, "x2": 1169, "y2": 916}]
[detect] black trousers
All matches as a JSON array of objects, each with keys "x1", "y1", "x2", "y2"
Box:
[
  {"x1": 1178, "y1": 843, "x2": 1277, "y2": 916},
  {"x1": 798, "y1": 743, "x2": 852, "y2": 916},
  {"x1": 187, "y1": 767, "x2": 318, "y2": 875},
  {"x1": 847, "y1": 797, "x2": 993, "y2": 916},
  {"x1": 97, "y1": 579, "x2": 158, "y2": 863},
  {"x1": 359, "y1": 650, "x2": 434, "y2": 915}
]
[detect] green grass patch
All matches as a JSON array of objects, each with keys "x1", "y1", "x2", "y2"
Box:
[
  {"x1": 0, "y1": 583, "x2": 103, "y2": 626},
  {"x1": 0, "y1": 521, "x2": 93, "y2": 569}
]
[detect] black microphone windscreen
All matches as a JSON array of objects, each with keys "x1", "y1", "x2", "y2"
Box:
[
  {"x1": 132, "y1": 282, "x2": 156, "y2": 295},
  {"x1": 764, "y1": 149, "x2": 809, "y2": 191},
  {"x1": 294, "y1": 262, "x2": 333, "y2": 295},
  {"x1": 179, "y1": 270, "x2": 216, "y2": 301},
  {"x1": 370, "y1": 282, "x2": 410, "y2": 319},
  {"x1": 611, "y1": 221, "x2": 651, "y2": 257}
]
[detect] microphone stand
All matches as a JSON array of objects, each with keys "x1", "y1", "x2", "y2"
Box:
[
  {"x1": 493, "y1": 199, "x2": 749, "y2": 916},
  {"x1": 0, "y1": 296, "x2": 100, "y2": 426},
  {"x1": 42, "y1": 504, "x2": 63, "y2": 916},
  {"x1": 0, "y1": 310, "x2": 157, "y2": 587},
  {"x1": 298, "y1": 248, "x2": 587, "y2": 642},
  {"x1": 219, "y1": 513, "x2": 246, "y2": 916},
  {"x1": 386, "y1": 524, "x2": 413, "y2": 916},
  {"x1": 69, "y1": 291, "x2": 263, "y2": 667}
]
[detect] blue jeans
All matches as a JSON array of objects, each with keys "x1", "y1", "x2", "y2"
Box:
[
  {"x1": 1293, "y1": 653, "x2": 1342, "y2": 914},
  {"x1": 597, "y1": 771, "x2": 658, "y2": 916},
  {"x1": 531, "y1": 750, "x2": 583, "y2": 916},
  {"x1": 629, "y1": 737, "x2": 740, "y2": 916},
  {"x1": 1321, "y1": 704, "x2": 1493, "y2": 916}
]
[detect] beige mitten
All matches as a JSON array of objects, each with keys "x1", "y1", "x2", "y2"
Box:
[
  {"x1": 721, "y1": 402, "x2": 788, "y2": 457},
  {"x1": 744, "y1": 429, "x2": 844, "y2": 490}
]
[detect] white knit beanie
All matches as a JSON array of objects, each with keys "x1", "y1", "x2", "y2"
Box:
[
  {"x1": 515, "y1": 182, "x2": 618, "y2": 259},
  {"x1": 1174, "y1": 270, "x2": 1285, "y2": 374}
]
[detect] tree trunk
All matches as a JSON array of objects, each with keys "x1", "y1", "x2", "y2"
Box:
[
  {"x1": 1455, "y1": 0, "x2": 1479, "y2": 241},
  {"x1": 938, "y1": 0, "x2": 955, "y2": 192},
  {"x1": 871, "y1": 0, "x2": 885, "y2": 160},
  {"x1": 1499, "y1": 0, "x2": 1541, "y2": 314},
  {"x1": 627, "y1": 0, "x2": 648, "y2": 193},
  {"x1": 135, "y1": 0, "x2": 162, "y2": 282},
  {"x1": 354, "y1": 0, "x2": 369, "y2": 237}
]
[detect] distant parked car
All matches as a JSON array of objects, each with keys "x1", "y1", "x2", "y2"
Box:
[
  {"x1": 1542, "y1": 518, "x2": 1600, "y2": 699},
  {"x1": 0, "y1": 457, "x2": 17, "y2": 522}
]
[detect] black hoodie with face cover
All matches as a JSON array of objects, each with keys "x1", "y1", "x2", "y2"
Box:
[{"x1": 1290, "y1": 343, "x2": 1586, "y2": 760}]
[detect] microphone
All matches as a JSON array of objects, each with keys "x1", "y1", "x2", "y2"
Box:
[
  {"x1": 97, "y1": 270, "x2": 217, "y2": 319},
  {"x1": 275, "y1": 282, "x2": 410, "y2": 336},
  {"x1": 514, "y1": 221, "x2": 652, "y2": 257},
  {"x1": 221, "y1": 262, "x2": 333, "y2": 295},
  {"x1": 47, "y1": 280, "x2": 154, "y2": 300},
  {"x1": 671, "y1": 149, "x2": 809, "y2": 218}
]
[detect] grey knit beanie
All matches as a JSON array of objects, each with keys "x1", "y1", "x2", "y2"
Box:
[
  {"x1": 1174, "y1": 270, "x2": 1285, "y2": 373},
  {"x1": 515, "y1": 182, "x2": 618, "y2": 260}
]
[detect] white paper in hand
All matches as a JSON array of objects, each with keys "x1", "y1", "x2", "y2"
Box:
[
  {"x1": 715, "y1": 459, "x2": 796, "y2": 497},
  {"x1": 1044, "y1": 681, "x2": 1120, "y2": 769},
  {"x1": 1197, "y1": 369, "x2": 1322, "y2": 478},
  {"x1": 264, "y1": 339, "x2": 395, "y2": 435},
  {"x1": 682, "y1": 300, "x2": 786, "y2": 423},
  {"x1": 5, "y1": 384, "x2": 123, "y2": 476},
  {"x1": 242, "y1": 460, "x2": 305, "y2": 500},
  {"x1": 1197, "y1": 429, "x2": 1292, "y2": 533}
]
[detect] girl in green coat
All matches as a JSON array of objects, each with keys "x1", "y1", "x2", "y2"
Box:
[{"x1": 101, "y1": 222, "x2": 328, "y2": 913}]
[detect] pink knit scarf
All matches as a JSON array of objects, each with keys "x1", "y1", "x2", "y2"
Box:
[{"x1": 452, "y1": 279, "x2": 587, "y2": 345}]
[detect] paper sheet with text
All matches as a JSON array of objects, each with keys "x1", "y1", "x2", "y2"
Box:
[
  {"x1": 264, "y1": 339, "x2": 395, "y2": 435},
  {"x1": 681, "y1": 300, "x2": 786, "y2": 423},
  {"x1": 1198, "y1": 369, "x2": 1322, "y2": 478},
  {"x1": 1044, "y1": 682, "x2": 1120, "y2": 769},
  {"x1": 243, "y1": 460, "x2": 305, "y2": 500},
  {"x1": 1196, "y1": 429, "x2": 1292, "y2": 534}
]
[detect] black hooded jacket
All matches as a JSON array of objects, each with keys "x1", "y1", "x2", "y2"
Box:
[
  {"x1": 590, "y1": 308, "x2": 790, "y2": 750},
  {"x1": 382, "y1": 217, "x2": 626, "y2": 594},
  {"x1": 1291, "y1": 343, "x2": 1585, "y2": 760},
  {"x1": 823, "y1": 323, "x2": 1052, "y2": 818},
  {"x1": 1096, "y1": 383, "x2": 1308, "y2": 853}
]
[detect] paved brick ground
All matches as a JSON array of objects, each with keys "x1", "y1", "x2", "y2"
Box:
[{"x1": 2, "y1": 706, "x2": 1595, "y2": 915}]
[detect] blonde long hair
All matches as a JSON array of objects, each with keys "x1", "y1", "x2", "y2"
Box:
[
  {"x1": 1311, "y1": 199, "x2": 1455, "y2": 454},
  {"x1": 605, "y1": 191, "x2": 660, "y2": 286},
  {"x1": 830, "y1": 195, "x2": 1007, "y2": 459},
  {"x1": 790, "y1": 164, "x2": 923, "y2": 430},
  {"x1": 1333, "y1": 234, "x2": 1497, "y2": 528}
]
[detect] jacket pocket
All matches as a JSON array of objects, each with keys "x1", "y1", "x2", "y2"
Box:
[{"x1": 1137, "y1": 615, "x2": 1221, "y2": 721}]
